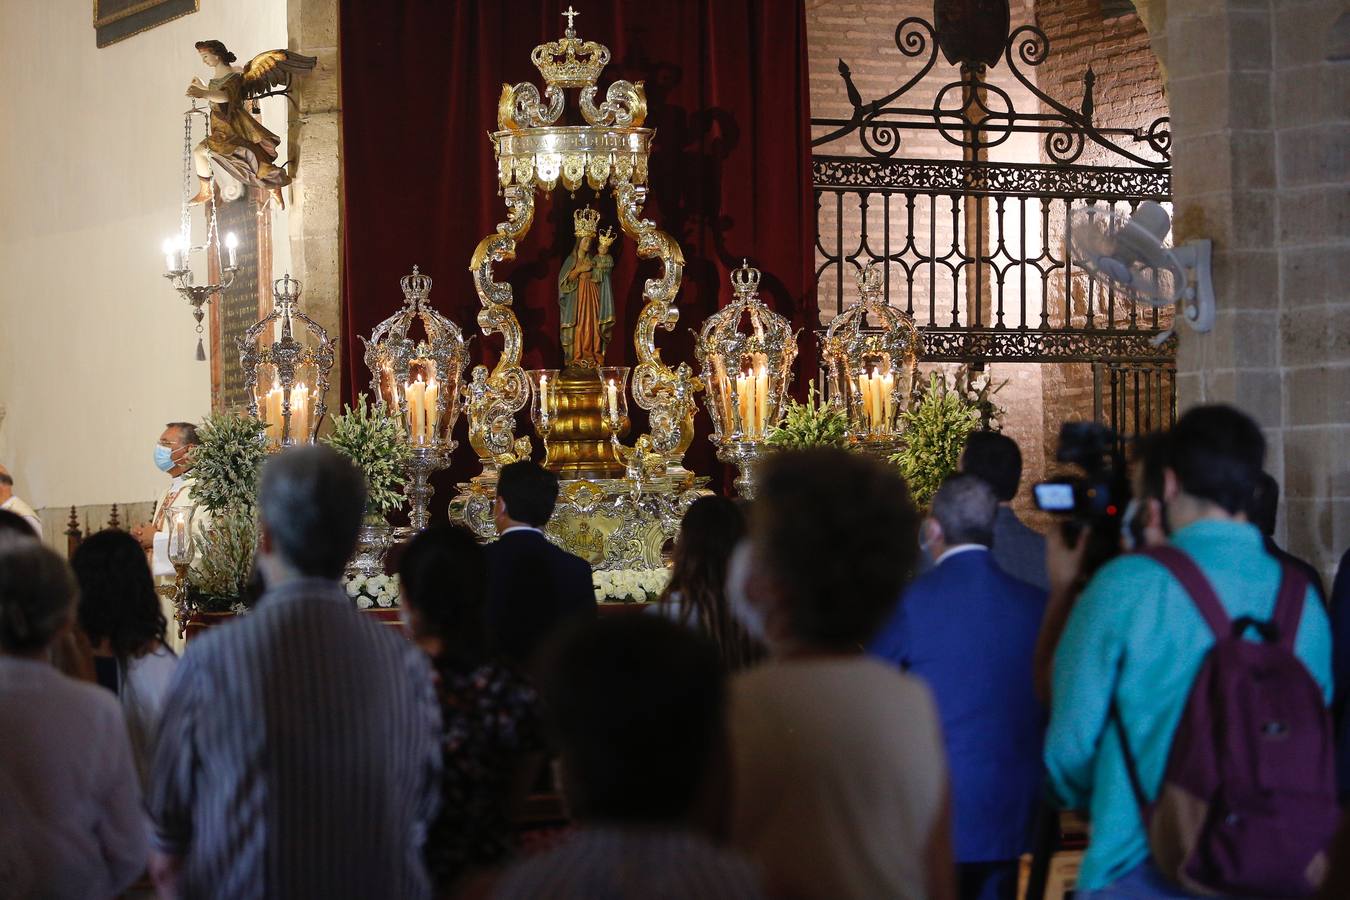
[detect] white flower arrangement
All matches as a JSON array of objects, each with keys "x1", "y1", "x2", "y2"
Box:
[
  {"x1": 593, "y1": 568, "x2": 671, "y2": 604},
  {"x1": 343, "y1": 572, "x2": 401, "y2": 609}
]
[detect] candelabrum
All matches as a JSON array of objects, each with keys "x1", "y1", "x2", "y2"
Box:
[
  {"x1": 239, "y1": 275, "x2": 334, "y2": 450},
  {"x1": 820, "y1": 262, "x2": 921, "y2": 455},
  {"x1": 162, "y1": 101, "x2": 240, "y2": 360},
  {"x1": 165, "y1": 506, "x2": 196, "y2": 638},
  {"x1": 360, "y1": 266, "x2": 470, "y2": 531},
  {"x1": 527, "y1": 368, "x2": 561, "y2": 465},
  {"x1": 695, "y1": 261, "x2": 799, "y2": 497}
]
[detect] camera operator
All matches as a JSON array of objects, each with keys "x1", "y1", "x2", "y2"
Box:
[
  {"x1": 1029, "y1": 422, "x2": 1131, "y2": 705},
  {"x1": 1041, "y1": 405, "x2": 1333, "y2": 899}
]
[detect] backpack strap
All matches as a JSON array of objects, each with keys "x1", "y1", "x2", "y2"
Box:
[
  {"x1": 1138, "y1": 546, "x2": 1230, "y2": 640},
  {"x1": 1269, "y1": 562, "x2": 1309, "y2": 653}
]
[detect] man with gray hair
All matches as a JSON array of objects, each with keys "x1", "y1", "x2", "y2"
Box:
[
  {"x1": 871, "y1": 473, "x2": 1047, "y2": 900},
  {"x1": 148, "y1": 446, "x2": 442, "y2": 899}
]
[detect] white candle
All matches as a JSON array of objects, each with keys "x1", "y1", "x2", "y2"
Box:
[
  {"x1": 606, "y1": 379, "x2": 619, "y2": 422},
  {"x1": 880, "y1": 370, "x2": 894, "y2": 432},
  {"x1": 162, "y1": 238, "x2": 176, "y2": 273},
  {"x1": 737, "y1": 372, "x2": 750, "y2": 435},
  {"x1": 266, "y1": 382, "x2": 284, "y2": 445},
  {"x1": 755, "y1": 366, "x2": 769, "y2": 436},
  {"x1": 224, "y1": 232, "x2": 238, "y2": 268},
  {"x1": 406, "y1": 378, "x2": 426, "y2": 444},
  {"x1": 869, "y1": 368, "x2": 884, "y2": 432},
  {"x1": 539, "y1": 374, "x2": 551, "y2": 424},
  {"x1": 424, "y1": 378, "x2": 439, "y2": 443},
  {"x1": 291, "y1": 383, "x2": 309, "y2": 442}
]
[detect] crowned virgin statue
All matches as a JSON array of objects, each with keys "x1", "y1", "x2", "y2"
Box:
[{"x1": 558, "y1": 207, "x2": 616, "y2": 369}]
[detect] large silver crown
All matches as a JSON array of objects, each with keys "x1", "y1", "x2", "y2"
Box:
[
  {"x1": 273, "y1": 273, "x2": 302, "y2": 307},
  {"x1": 401, "y1": 265, "x2": 433, "y2": 302},
  {"x1": 731, "y1": 259, "x2": 762, "y2": 298}
]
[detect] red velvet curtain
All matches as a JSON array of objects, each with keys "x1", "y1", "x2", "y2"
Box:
[{"x1": 339, "y1": 0, "x2": 815, "y2": 503}]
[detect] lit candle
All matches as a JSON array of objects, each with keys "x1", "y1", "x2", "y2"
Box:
[
  {"x1": 755, "y1": 366, "x2": 769, "y2": 436},
  {"x1": 712, "y1": 357, "x2": 733, "y2": 431},
  {"x1": 406, "y1": 377, "x2": 426, "y2": 444},
  {"x1": 880, "y1": 369, "x2": 894, "y2": 432},
  {"x1": 606, "y1": 379, "x2": 619, "y2": 423},
  {"x1": 745, "y1": 367, "x2": 756, "y2": 434},
  {"x1": 224, "y1": 232, "x2": 238, "y2": 268},
  {"x1": 869, "y1": 368, "x2": 884, "y2": 432},
  {"x1": 162, "y1": 238, "x2": 176, "y2": 273},
  {"x1": 424, "y1": 378, "x2": 439, "y2": 442},
  {"x1": 291, "y1": 383, "x2": 309, "y2": 443},
  {"x1": 266, "y1": 382, "x2": 284, "y2": 445},
  {"x1": 857, "y1": 374, "x2": 872, "y2": 431},
  {"x1": 539, "y1": 374, "x2": 550, "y2": 424}
]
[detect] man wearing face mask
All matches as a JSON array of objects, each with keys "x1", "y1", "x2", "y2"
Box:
[{"x1": 131, "y1": 422, "x2": 203, "y2": 586}]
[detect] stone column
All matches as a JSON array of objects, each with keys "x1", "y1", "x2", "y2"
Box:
[
  {"x1": 286, "y1": 0, "x2": 343, "y2": 410},
  {"x1": 1149, "y1": 0, "x2": 1349, "y2": 577}
]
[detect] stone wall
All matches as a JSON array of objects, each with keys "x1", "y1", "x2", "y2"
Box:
[{"x1": 1156, "y1": 0, "x2": 1349, "y2": 579}]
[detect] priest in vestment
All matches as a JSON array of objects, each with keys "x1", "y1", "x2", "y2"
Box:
[
  {"x1": 131, "y1": 422, "x2": 209, "y2": 651},
  {"x1": 0, "y1": 464, "x2": 42, "y2": 538}
]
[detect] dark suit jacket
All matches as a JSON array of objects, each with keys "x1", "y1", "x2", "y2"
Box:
[
  {"x1": 870, "y1": 547, "x2": 1047, "y2": 863},
  {"x1": 992, "y1": 505, "x2": 1048, "y2": 591},
  {"x1": 485, "y1": 529, "x2": 596, "y2": 666}
]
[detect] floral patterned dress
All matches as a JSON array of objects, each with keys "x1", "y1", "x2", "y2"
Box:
[{"x1": 425, "y1": 656, "x2": 544, "y2": 893}]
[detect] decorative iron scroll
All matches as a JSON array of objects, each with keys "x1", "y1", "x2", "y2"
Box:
[
  {"x1": 813, "y1": 157, "x2": 1170, "y2": 201},
  {"x1": 918, "y1": 327, "x2": 1177, "y2": 363},
  {"x1": 811, "y1": 17, "x2": 1171, "y2": 169}
]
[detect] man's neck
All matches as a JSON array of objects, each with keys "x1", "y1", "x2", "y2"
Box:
[
  {"x1": 168, "y1": 466, "x2": 190, "y2": 480},
  {"x1": 934, "y1": 543, "x2": 988, "y2": 566},
  {"x1": 1166, "y1": 493, "x2": 1242, "y2": 533},
  {"x1": 498, "y1": 519, "x2": 541, "y2": 535}
]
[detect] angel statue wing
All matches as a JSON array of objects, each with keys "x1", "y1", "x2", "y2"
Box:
[{"x1": 241, "y1": 49, "x2": 318, "y2": 106}]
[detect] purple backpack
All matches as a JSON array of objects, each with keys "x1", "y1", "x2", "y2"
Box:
[{"x1": 1114, "y1": 547, "x2": 1339, "y2": 897}]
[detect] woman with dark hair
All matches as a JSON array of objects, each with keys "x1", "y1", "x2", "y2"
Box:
[
  {"x1": 398, "y1": 525, "x2": 545, "y2": 896},
  {"x1": 71, "y1": 529, "x2": 178, "y2": 785},
  {"x1": 655, "y1": 495, "x2": 764, "y2": 672}
]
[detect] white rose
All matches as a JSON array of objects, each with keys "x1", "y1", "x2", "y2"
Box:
[
  {"x1": 376, "y1": 593, "x2": 392, "y2": 608},
  {"x1": 344, "y1": 579, "x2": 361, "y2": 598},
  {"x1": 356, "y1": 596, "x2": 374, "y2": 609}
]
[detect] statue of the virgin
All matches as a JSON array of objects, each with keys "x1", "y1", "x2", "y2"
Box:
[{"x1": 558, "y1": 206, "x2": 616, "y2": 369}]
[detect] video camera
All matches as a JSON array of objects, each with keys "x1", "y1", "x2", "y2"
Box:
[{"x1": 1033, "y1": 421, "x2": 1128, "y2": 540}]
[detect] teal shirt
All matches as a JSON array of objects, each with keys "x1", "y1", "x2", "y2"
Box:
[{"x1": 1045, "y1": 520, "x2": 1332, "y2": 890}]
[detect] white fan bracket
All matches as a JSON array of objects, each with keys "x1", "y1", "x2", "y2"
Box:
[{"x1": 1170, "y1": 239, "x2": 1215, "y2": 333}]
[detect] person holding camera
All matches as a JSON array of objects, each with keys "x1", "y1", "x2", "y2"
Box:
[{"x1": 1043, "y1": 405, "x2": 1335, "y2": 898}]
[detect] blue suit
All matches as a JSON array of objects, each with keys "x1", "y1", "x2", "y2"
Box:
[{"x1": 871, "y1": 547, "x2": 1047, "y2": 876}]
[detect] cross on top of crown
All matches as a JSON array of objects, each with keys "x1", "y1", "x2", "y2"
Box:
[{"x1": 563, "y1": 5, "x2": 579, "y2": 34}]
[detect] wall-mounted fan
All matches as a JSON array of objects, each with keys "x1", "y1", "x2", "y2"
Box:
[{"x1": 1069, "y1": 201, "x2": 1215, "y2": 336}]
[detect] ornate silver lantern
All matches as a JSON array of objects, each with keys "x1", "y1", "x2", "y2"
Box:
[
  {"x1": 820, "y1": 263, "x2": 921, "y2": 453},
  {"x1": 360, "y1": 266, "x2": 470, "y2": 531},
  {"x1": 695, "y1": 261, "x2": 798, "y2": 497},
  {"x1": 239, "y1": 274, "x2": 334, "y2": 449}
]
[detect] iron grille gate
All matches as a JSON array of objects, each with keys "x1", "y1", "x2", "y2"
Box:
[{"x1": 811, "y1": 14, "x2": 1177, "y2": 441}]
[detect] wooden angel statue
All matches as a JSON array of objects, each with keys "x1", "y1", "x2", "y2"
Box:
[{"x1": 186, "y1": 40, "x2": 316, "y2": 209}]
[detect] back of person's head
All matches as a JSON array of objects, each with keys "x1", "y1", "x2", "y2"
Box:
[
  {"x1": 1130, "y1": 430, "x2": 1169, "y2": 501},
  {"x1": 398, "y1": 525, "x2": 489, "y2": 662},
  {"x1": 496, "y1": 461, "x2": 560, "y2": 527},
  {"x1": 0, "y1": 537, "x2": 77, "y2": 655},
  {"x1": 753, "y1": 449, "x2": 919, "y2": 648},
  {"x1": 666, "y1": 496, "x2": 759, "y2": 670},
  {"x1": 540, "y1": 615, "x2": 724, "y2": 824},
  {"x1": 1246, "y1": 471, "x2": 1279, "y2": 537},
  {"x1": 1166, "y1": 405, "x2": 1265, "y2": 515},
  {"x1": 930, "y1": 474, "x2": 998, "y2": 547},
  {"x1": 0, "y1": 509, "x2": 32, "y2": 540},
  {"x1": 960, "y1": 431, "x2": 1023, "y2": 502},
  {"x1": 259, "y1": 446, "x2": 366, "y2": 578},
  {"x1": 71, "y1": 529, "x2": 166, "y2": 661}
]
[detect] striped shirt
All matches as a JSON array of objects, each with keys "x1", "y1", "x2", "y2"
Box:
[
  {"x1": 148, "y1": 577, "x2": 442, "y2": 899},
  {"x1": 492, "y1": 827, "x2": 765, "y2": 899}
]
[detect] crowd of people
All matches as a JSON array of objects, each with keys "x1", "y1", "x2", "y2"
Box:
[{"x1": 1, "y1": 402, "x2": 1349, "y2": 899}]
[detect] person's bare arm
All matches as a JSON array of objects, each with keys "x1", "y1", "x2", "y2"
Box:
[
  {"x1": 923, "y1": 784, "x2": 957, "y2": 900},
  {"x1": 1033, "y1": 526, "x2": 1090, "y2": 705}
]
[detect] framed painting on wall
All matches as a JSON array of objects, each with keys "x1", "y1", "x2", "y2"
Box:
[
  {"x1": 94, "y1": 0, "x2": 198, "y2": 48},
  {"x1": 209, "y1": 195, "x2": 274, "y2": 413}
]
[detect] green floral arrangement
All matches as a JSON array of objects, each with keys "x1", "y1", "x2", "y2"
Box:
[
  {"x1": 187, "y1": 412, "x2": 268, "y2": 514},
  {"x1": 890, "y1": 368, "x2": 1005, "y2": 507},
  {"x1": 187, "y1": 508, "x2": 258, "y2": 611},
  {"x1": 323, "y1": 395, "x2": 411, "y2": 519},
  {"x1": 766, "y1": 384, "x2": 850, "y2": 450}
]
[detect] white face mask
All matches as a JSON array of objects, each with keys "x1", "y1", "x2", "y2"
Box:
[{"x1": 726, "y1": 540, "x2": 768, "y2": 643}]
